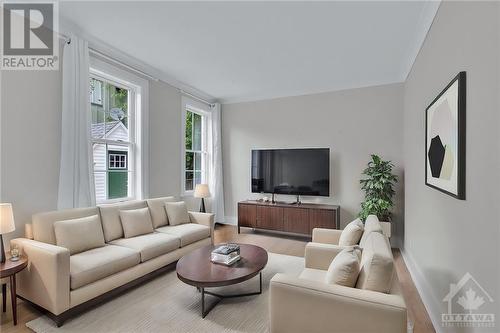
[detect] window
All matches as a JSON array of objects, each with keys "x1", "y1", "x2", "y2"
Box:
[
  {"x1": 109, "y1": 152, "x2": 127, "y2": 169},
  {"x1": 89, "y1": 57, "x2": 149, "y2": 204},
  {"x1": 182, "y1": 101, "x2": 209, "y2": 194},
  {"x1": 90, "y1": 75, "x2": 134, "y2": 202}
]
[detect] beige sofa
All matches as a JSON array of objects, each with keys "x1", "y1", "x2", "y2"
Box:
[
  {"x1": 10, "y1": 197, "x2": 214, "y2": 326},
  {"x1": 269, "y1": 216, "x2": 407, "y2": 333}
]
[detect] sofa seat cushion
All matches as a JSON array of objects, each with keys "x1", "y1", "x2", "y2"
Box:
[
  {"x1": 70, "y1": 245, "x2": 140, "y2": 290},
  {"x1": 155, "y1": 223, "x2": 210, "y2": 247},
  {"x1": 299, "y1": 268, "x2": 327, "y2": 282},
  {"x1": 109, "y1": 232, "x2": 180, "y2": 262}
]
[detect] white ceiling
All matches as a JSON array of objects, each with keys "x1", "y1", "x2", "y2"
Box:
[{"x1": 60, "y1": 1, "x2": 440, "y2": 103}]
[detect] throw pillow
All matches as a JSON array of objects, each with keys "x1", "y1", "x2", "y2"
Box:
[
  {"x1": 165, "y1": 201, "x2": 191, "y2": 226},
  {"x1": 356, "y1": 232, "x2": 394, "y2": 293},
  {"x1": 54, "y1": 215, "x2": 105, "y2": 255},
  {"x1": 119, "y1": 207, "x2": 154, "y2": 238},
  {"x1": 338, "y1": 218, "x2": 364, "y2": 246},
  {"x1": 325, "y1": 247, "x2": 360, "y2": 287}
]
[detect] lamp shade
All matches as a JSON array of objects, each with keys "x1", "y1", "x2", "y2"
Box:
[
  {"x1": 194, "y1": 184, "x2": 210, "y2": 198},
  {"x1": 0, "y1": 203, "x2": 15, "y2": 234}
]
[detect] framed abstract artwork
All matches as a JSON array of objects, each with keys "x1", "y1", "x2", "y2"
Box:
[{"x1": 425, "y1": 72, "x2": 466, "y2": 199}]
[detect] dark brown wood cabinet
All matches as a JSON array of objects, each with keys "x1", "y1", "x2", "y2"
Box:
[
  {"x1": 284, "y1": 208, "x2": 310, "y2": 234},
  {"x1": 256, "y1": 206, "x2": 284, "y2": 230},
  {"x1": 238, "y1": 201, "x2": 339, "y2": 236},
  {"x1": 238, "y1": 203, "x2": 257, "y2": 228},
  {"x1": 309, "y1": 209, "x2": 336, "y2": 230}
]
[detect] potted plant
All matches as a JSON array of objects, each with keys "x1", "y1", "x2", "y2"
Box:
[{"x1": 359, "y1": 154, "x2": 398, "y2": 222}]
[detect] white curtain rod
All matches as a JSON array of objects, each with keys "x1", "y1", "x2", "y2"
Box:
[
  {"x1": 88, "y1": 48, "x2": 159, "y2": 82},
  {"x1": 181, "y1": 90, "x2": 215, "y2": 107},
  {"x1": 59, "y1": 33, "x2": 158, "y2": 81}
]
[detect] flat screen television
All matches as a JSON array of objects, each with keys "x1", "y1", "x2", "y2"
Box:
[{"x1": 251, "y1": 148, "x2": 330, "y2": 196}]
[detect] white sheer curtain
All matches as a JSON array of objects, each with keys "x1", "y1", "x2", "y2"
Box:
[
  {"x1": 58, "y1": 34, "x2": 95, "y2": 209},
  {"x1": 209, "y1": 103, "x2": 225, "y2": 222}
]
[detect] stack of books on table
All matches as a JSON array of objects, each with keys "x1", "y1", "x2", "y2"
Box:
[{"x1": 211, "y1": 244, "x2": 241, "y2": 266}]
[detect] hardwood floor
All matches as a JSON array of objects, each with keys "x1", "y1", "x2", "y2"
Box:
[{"x1": 1, "y1": 224, "x2": 434, "y2": 333}]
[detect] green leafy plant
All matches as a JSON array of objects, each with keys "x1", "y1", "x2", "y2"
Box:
[{"x1": 359, "y1": 154, "x2": 398, "y2": 221}]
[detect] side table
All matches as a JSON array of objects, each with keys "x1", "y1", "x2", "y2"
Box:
[{"x1": 1, "y1": 256, "x2": 28, "y2": 325}]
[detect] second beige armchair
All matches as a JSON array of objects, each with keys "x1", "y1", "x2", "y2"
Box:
[{"x1": 269, "y1": 215, "x2": 407, "y2": 333}]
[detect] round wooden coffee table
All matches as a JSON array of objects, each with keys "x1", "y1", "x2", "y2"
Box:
[{"x1": 176, "y1": 244, "x2": 268, "y2": 318}]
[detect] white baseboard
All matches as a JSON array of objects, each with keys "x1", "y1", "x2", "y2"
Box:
[
  {"x1": 400, "y1": 248, "x2": 443, "y2": 333},
  {"x1": 216, "y1": 216, "x2": 237, "y2": 225}
]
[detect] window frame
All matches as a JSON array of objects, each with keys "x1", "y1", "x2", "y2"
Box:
[
  {"x1": 181, "y1": 97, "x2": 211, "y2": 196},
  {"x1": 108, "y1": 152, "x2": 127, "y2": 170},
  {"x1": 90, "y1": 57, "x2": 149, "y2": 204}
]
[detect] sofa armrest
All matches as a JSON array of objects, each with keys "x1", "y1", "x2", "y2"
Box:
[
  {"x1": 10, "y1": 238, "x2": 70, "y2": 315},
  {"x1": 311, "y1": 228, "x2": 341, "y2": 245},
  {"x1": 270, "y1": 274, "x2": 407, "y2": 333},
  {"x1": 189, "y1": 211, "x2": 215, "y2": 243},
  {"x1": 305, "y1": 242, "x2": 345, "y2": 270}
]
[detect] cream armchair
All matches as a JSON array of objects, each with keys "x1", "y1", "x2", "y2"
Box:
[
  {"x1": 270, "y1": 227, "x2": 407, "y2": 333},
  {"x1": 304, "y1": 228, "x2": 355, "y2": 270},
  {"x1": 270, "y1": 274, "x2": 407, "y2": 333}
]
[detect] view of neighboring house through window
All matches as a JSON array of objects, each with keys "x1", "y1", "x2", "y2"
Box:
[
  {"x1": 90, "y1": 76, "x2": 134, "y2": 202},
  {"x1": 184, "y1": 107, "x2": 207, "y2": 193}
]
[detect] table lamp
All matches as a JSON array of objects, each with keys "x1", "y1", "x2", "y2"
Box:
[
  {"x1": 194, "y1": 184, "x2": 210, "y2": 213},
  {"x1": 0, "y1": 203, "x2": 16, "y2": 263}
]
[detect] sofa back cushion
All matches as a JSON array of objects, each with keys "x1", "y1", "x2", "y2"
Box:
[
  {"x1": 338, "y1": 218, "x2": 364, "y2": 246},
  {"x1": 146, "y1": 196, "x2": 176, "y2": 228},
  {"x1": 325, "y1": 247, "x2": 360, "y2": 287},
  {"x1": 165, "y1": 202, "x2": 190, "y2": 226},
  {"x1": 54, "y1": 215, "x2": 105, "y2": 255},
  {"x1": 32, "y1": 207, "x2": 100, "y2": 245},
  {"x1": 119, "y1": 207, "x2": 154, "y2": 238},
  {"x1": 356, "y1": 232, "x2": 394, "y2": 293},
  {"x1": 359, "y1": 215, "x2": 384, "y2": 248},
  {"x1": 99, "y1": 200, "x2": 147, "y2": 242}
]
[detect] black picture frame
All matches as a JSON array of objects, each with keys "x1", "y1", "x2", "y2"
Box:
[{"x1": 425, "y1": 71, "x2": 466, "y2": 200}]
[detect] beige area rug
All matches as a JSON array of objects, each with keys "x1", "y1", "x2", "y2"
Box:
[{"x1": 27, "y1": 253, "x2": 304, "y2": 333}]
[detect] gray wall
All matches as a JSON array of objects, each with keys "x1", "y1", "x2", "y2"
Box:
[
  {"x1": 149, "y1": 80, "x2": 182, "y2": 197},
  {"x1": 1, "y1": 67, "x2": 62, "y2": 242},
  {"x1": 222, "y1": 83, "x2": 405, "y2": 242},
  {"x1": 403, "y1": 1, "x2": 499, "y2": 330},
  {"x1": 148, "y1": 81, "x2": 200, "y2": 211}
]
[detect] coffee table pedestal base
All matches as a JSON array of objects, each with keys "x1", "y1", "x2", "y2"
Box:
[{"x1": 200, "y1": 272, "x2": 262, "y2": 318}]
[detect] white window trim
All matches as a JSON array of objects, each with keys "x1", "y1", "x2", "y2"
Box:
[
  {"x1": 181, "y1": 96, "x2": 211, "y2": 196},
  {"x1": 90, "y1": 57, "x2": 149, "y2": 204}
]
